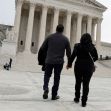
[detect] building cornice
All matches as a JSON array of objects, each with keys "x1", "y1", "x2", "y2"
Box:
[
  {"x1": 56, "y1": 0, "x2": 107, "y2": 12},
  {"x1": 16, "y1": 0, "x2": 107, "y2": 18}
]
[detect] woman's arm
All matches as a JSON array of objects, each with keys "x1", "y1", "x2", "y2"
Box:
[
  {"x1": 91, "y1": 47, "x2": 98, "y2": 62},
  {"x1": 67, "y1": 44, "x2": 78, "y2": 67}
]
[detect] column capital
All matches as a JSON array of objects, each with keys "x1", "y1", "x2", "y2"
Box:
[
  {"x1": 54, "y1": 7, "x2": 60, "y2": 12},
  {"x1": 42, "y1": 5, "x2": 48, "y2": 10},
  {"x1": 92, "y1": 19, "x2": 97, "y2": 24},
  {"x1": 30, "y1": 2, "x2": 36, "y2": 8},
  {"x1": 17, "y1": 0, "x2": 23, "y2": 5},
  {"x1": 77, "y1": 13, "x2": 83, "y2": 18},
  {"x1": 87, "y1": 15, "x2": 92, "y2": 20},
  {"x1": 66, "y1": 10, "x2": 72, "y2": 16},
  {"x1": 97, "y1": 18, "x2": 103, "y2": 23}
]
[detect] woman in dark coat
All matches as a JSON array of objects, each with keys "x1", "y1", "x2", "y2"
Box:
[{"x1": 67, "y1": 33, "x2": 98, "y2": 107}]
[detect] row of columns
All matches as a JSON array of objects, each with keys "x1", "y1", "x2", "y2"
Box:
[{"x1": 14, "y1": 0, "x2": 102, "y2": 53}]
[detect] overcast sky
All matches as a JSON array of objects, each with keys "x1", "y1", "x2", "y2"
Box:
[{"x1": 0, "y1": 0, "x2": 111, "y2": 43}]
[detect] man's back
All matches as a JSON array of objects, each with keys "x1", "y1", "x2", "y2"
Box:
[
  {"x1": 41, "y1": 24, "x2": 71, "y2": 100},
  {"x1": 45, "y1": 32, "x2": 71, "y2": 64}
]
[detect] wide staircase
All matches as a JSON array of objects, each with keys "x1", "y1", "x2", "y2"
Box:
[
  {"x1": 11, "y1": 52, "x2": 42, "y2": 73},
  {"x1": 1, "y1": 52, "x2": 111, "y2": 77},
  {"x1": 10, "y1": 52, "x2": 73, "y2": 74}
]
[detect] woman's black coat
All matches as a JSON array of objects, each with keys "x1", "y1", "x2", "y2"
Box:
[{"x1": 68, "y1": 43, "x2": 98, "y2": 72}]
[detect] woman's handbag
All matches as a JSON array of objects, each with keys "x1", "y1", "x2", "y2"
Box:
[
  {"x1": 92, "y1": 64, "x2": 96, "y2": 72},
  {"x1": 89, "y1": 52, "x2": 96, "y2": 72}
]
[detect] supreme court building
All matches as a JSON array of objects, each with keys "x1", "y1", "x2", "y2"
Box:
[{"x1": 1, "y1": 0, "x2": 107, "y2": 57}]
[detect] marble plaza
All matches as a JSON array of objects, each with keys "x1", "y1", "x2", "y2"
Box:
[{"x1": 0, "y1": 61, "x2": 111, "y2": 111}]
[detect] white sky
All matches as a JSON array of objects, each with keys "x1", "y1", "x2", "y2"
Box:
[
  {"x1": 0, "y1": 0, "x2": 111, "y2": 43},
  {"x1": 97, "y1": 0, "x2": 111, "y2": 43}
]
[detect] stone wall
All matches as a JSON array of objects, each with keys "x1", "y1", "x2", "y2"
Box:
[
  {"x1": 0, "y1": 24, "x2": 13, "y2": 46},
  {"x1": 99, "y1": 42, "x2": 111, "y2": 58}
]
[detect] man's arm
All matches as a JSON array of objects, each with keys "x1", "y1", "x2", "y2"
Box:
[
  {"x1": 38, "y1": 37, "x2": 49, "y2": 65},
  {"x1": 40, "y1": 37, "x2": 49, "y2": 50},
  {"x1": 66, "y1": 39, "x2": 71, "y2": 60}
]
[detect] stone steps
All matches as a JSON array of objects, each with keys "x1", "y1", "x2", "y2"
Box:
[
  {"x1": 1, "y1": 52, "x2": 111, "y2": 77},
  {"x1": 8, "y1": 52, "x2": 72, "y2": 74},
  {"x1": 11, "y1": 52, "x2": 42, "y2": 73}
]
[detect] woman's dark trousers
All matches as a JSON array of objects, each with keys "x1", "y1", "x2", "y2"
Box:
[
  {"x1": 74, "y1": 67, "x2": 93, "y2": 102},
  {"x1": 43, "y1": 64, "x2": 63, "y2": 97}
]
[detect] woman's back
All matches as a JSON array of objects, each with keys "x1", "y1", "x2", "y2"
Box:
[
  {"x1": 67, "y1": 33, "x2": 98, "y2": 107},
  {"x1": 68, "y1": 33, "x2": 98, "y2": 71},
  {"x1": 74, "y1": 43, "x2": 98, "y2": 71}
]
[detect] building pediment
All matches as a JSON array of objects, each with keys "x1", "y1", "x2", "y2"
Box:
[
  {"x1": 85, "y1": 0, "x2": 107, "y2": 10},
  {"x1": 56, "y1": 0, "x2": 107, "y2": 11}
]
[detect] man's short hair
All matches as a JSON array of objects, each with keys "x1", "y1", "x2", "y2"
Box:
[{"x1": 56, "y1": 24, "x2": 64, "y2": 33}]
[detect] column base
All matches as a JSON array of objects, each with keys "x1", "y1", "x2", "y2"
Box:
[{"x1": 23, "y1": 49, "x2": 32, "y2": 55}]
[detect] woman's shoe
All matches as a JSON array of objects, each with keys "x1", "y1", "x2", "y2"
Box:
[{"x1": 43, "y1": 90, "x2": 49, "y2": 99}]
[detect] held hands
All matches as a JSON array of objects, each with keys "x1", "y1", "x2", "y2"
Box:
[{"x1": 66, "y1": 64, "x2": 72, "y2": 70}]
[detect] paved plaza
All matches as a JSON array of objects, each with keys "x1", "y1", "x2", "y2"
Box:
[{"x1": 0, "y1": 61, "x2": 111, "y2": 111}]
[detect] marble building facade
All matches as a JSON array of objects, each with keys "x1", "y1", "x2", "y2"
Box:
[
  {"x1": 14, "y1": 0, "x2": 107, "y2": 55},
  {"x1": 1, "y1": 0, "x2": 107, "y2": 57},
  {"x1": 0, "y1": 0, "x2": 109, "y2": 72}
]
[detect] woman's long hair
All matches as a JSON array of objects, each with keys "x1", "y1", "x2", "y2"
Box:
[{"x1": 80, "y1": 33, "x2": 94, "y2": 52}]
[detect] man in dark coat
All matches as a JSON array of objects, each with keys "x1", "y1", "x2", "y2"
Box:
[{"x1": 38, "y1": 24, "x2": 71, "y2": 100}]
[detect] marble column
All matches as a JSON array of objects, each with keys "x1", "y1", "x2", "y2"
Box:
[
  {"x1": 52, "y1": 8, "x2": 59, "y2": 33},
  {"x1": 25, "y1": 3, "x2": 35, "y2": 53},
  {"x1": 82, "y1": 21, "x2": 87, "y2": 35},
  {"x1": 14, "y1": 0, "x2": 23, "y2": 42},
  {"x1": 65, "y1": 11, "x2": 72, "y2": 40},
  {"x1": 76, "y1": 13, "x2": 82, "y2": 43},
  {"x1": 63, "y1": 16, "x2": 66, "y2": 35},
  {"x1": 38, "y1": 6, "x2": 48, "y2": 49},
  {"x1": 91, "y1": 21, "x2": 96, "y2": 43},
  {"x1": 96, "y1": 18, "x2": 102, "y2": 52},
  {"x1": 71, "y1": 18, "x2": 77, "y2": 50},
  {"x1": 87, "y1": 16, "x2": 92, "y2": 34}
]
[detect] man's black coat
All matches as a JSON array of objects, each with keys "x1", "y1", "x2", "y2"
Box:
[{"x1": 38, "y1": 32, "x2": 71, "y2": 71}]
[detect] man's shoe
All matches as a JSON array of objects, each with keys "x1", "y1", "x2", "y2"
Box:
[
  {"x1": 43, "y1": 90, "x2": 49, "y2": 99},
  {"x1": 81, "y1": 101, "x2": 87, "y2": 107},
  {"x1": 51, "y1": 95, "x2": 60, "y2": 100},
  {"x1": 74, "y1": 98, "x2": 79, "y2": 103}
]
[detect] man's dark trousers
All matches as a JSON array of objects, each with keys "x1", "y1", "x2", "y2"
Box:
[{"x1": 43, "y1": 63, "x2": 63, "y2": 97}]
